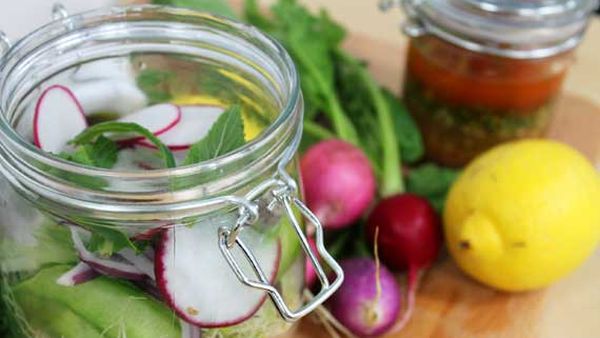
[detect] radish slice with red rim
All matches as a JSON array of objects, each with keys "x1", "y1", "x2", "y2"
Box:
[
  {"x1": 138, "y1": 105, "x2": 224, "y2": 150},
  {"x1": 33, "y1": 85, "x2": 87, "y2": 153},
  {"x1": 155, "y1": 221, "x2": 280, "y2": 328},
  {"x1": 116, "y1": 104, "x2": 182, "y2": 141}
]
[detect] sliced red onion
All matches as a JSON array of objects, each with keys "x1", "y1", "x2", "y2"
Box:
[
  {"x1": 56, "y1": 262, "x2": 99, "y2": 286},
  {"x1": 119, "y1": 248, "x2": 156, "y2": 281},
  {"x1": 69, "y1": 227, "x2": 148, "y2": 281}
]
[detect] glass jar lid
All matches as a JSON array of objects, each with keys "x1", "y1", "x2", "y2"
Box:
[{"x1": 399, "y1": 0, "x2": 599, "y2": 58}]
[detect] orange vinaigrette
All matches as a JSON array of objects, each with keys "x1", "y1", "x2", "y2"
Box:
[{"x1": 383, "y1": 0, "x2": 599, "y2": 166}]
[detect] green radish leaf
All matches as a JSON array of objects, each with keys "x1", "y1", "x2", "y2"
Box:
[
  {"x1": 70, "y1": 122, "x2": 176, "y2": 169},
  {"x1": 406, "y1": 163, "x2": 461, "y2": 212},
  {"x1": 183, "y1": 105, "x2": 245, "y2": 165},
  {"x1": 384, "y1": 90, "x2": 424, "y2": 164}
]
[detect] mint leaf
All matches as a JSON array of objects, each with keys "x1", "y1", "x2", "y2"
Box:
[
  {"x1": 151, "y1": 0, "x2": 236, "y2": 19},
  {"x1": 70, "y1": 122, "x2": 176, "y2": 169},
  {"x1": 91, "y1": 136, "x2": 119, "y2": 169},
  {"x1": 183, "y1": 105, "x2": 245, "y2": 165},
  {"x1": 60, "y1": 136, "x2": 118, "y2": 169}
]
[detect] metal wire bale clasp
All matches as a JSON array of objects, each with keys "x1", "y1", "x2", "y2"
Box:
[{"x1": 217, "y1": 178, "x2": 344, "y2": 322}]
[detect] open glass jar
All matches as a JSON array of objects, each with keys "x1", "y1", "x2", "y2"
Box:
[
  {"x1": 383, "y1": 0, "x2": 599, "y2": 166},
  {"x1": 0, "y1": 5, "x2": 342, "y2": 338}
]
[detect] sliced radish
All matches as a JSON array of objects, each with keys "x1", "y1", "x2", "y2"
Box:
[
  {"x1": 71, "y1": 79, "x2": 147, "y2": 115},
  {"x1": 33, "y1": 85, "x2": 87, "y2": 153},
  {"x1": 155, "y1": 221, "x2": 280, "y2": 328},
  {"x1": 56, "y1": 262, "x2": 99, "y2": 286},
  {"x1": 139, "y1": 105, "x2": 224, "y2": 150},
  {"x1": 71, "y1": 58, "x2": 136, "y2": 83},
  {"x1": 70, "y1": 227, "x2": 148, "y2": 281},
  {"x1": 116, "y1": 104, "x2": 181, "y2": 141}
]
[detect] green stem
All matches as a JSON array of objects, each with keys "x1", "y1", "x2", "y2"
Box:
[
  {"x1": 293, "y1": 49, "x2": 360, "y2": 145},
  {"x1": 339, "y1": 51, "x2": 404, "y2": 196},
  {"x1": 304, "y1": 121, "x2": 336, "y2": 140}
]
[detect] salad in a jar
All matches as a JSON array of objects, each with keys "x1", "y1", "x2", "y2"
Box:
[{"x1": 0, "y1": 8, "x2": 317, "y2": 337}]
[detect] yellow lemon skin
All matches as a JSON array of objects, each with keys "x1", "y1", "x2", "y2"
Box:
[
  {"x1": 444, "y1": 139, "x2": 600, "y2": 291},
  {"x1": 171, "y1": 95, "x2": 263, "y2": 141}
]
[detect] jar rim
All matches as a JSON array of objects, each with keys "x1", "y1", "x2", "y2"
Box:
[
  {"x1": 0, "y1": 5, "x2": 301, "y2": 181},
  {"x1": 402, "y1": 0, "x2": 598, "y2": 58}
]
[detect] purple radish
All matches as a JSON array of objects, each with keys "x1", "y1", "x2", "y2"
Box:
[
  {"x1": 70, "y1": 79, "x2": 147, "y2": 115},
  {"x1": 300, "y1": 140, "x2": 376, "y2": 230},
  {"x1": 56, "y1": 262, "x2": 99, "y2": 286},
  {"x1": 69, "y1": 227, "x2": 149, "y2": 281},
  {"x1": 366, "y1": 194, "x2": 441, "y2": 333},
  {"x1": 327, "y1": 258, "x2": 401, "y2": 338},
  {"x1": 138, "y1": 105, "x2": 224, "y2": 150},
  {"x1": 116, "y1": 104, "x2": 182, "y2": 141},
  {"x1": 155, "y1": 222, "x2": 280, "y2": 328},
  {"x1": 33, "y1": 85, "x2": 87, "y2": 153}
]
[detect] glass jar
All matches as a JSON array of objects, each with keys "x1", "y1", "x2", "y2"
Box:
[
  {"x1": 384, "y1": 0, "x2": 598, "y2": 166},
  {"x1": 0, "y1": 5, "x2": 342, "y2": 338}
]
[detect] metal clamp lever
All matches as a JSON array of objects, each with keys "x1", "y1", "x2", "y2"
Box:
[{"x1": 218, "y1": 180, "x2": 344, "y2": 322}]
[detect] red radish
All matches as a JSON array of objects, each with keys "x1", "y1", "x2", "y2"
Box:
[
  {"x1": 70, "y1": 80, "x2": 147, "y2": 115},
  {"x1": 56, "y1": 262, "x2": 99, "y2": 286},
  {"x1": 115, "y1": 104, "x2": 182, "y2": 141},
  {"x1": 155, "y1": 222, "x2": 280, "y2": 328},
  {"x1": 138, "y1": 105, "x2": 224, "y2": 150},
  {"x1": 327, "y1": 258, "x2": 401, "y2": 337},
  {"x1": 366, "y1": 193, "x2": 441, "y2": 332},
  {"x1": 305, "y1": 237, "x2": 318, "y2": 288},
  {"x1": 69, "y1": 227, "x2": 149, "y2": 281},
  {"x1": 33, "y1": 85, "x2": 87, "y2": 153},
  {"x1": 300, "y1": 140, "x2": 376, "y2": 230}
]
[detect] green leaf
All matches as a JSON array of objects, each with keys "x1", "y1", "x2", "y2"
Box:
[
  {"x1": 261, "y1": 0, "x2": 359, "y2": 144},
  {"x1": 406, "y1": 163, "x2": 461, "y2": 212},
  {"x1": 70, "y1": 122, "x2": 176, "y2": 169},
  {"x1": 384, "y1": 90, "x2": 424, "y2": 164},
  {"x1": 74, "y1": 219, "x2": 139, "y2": 254},
  {"x1": 61, "y1": 136, "x2": 118, "y2": 169},
  {"x1": 243, "y1": 0, "x2": 274, "y2": 31},
  {"x1": 183, "y1": 105, "x2": 245, "y2": 165},
  {"x1": 151, "y1": 0, "x2": 236, "y2": 19}
]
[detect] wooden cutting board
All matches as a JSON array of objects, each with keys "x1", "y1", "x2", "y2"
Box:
[{"x1": 292, "y1": 19, "x2": 600, "y2": 338}]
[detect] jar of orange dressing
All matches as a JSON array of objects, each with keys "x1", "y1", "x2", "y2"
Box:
[{"x1": 384, "y1": 0, "x2": 598, "y2": 166}]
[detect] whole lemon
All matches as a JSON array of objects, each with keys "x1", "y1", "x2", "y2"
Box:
[{"x1": 444, "y1": 139, "x2": 600, "y2": 291}]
